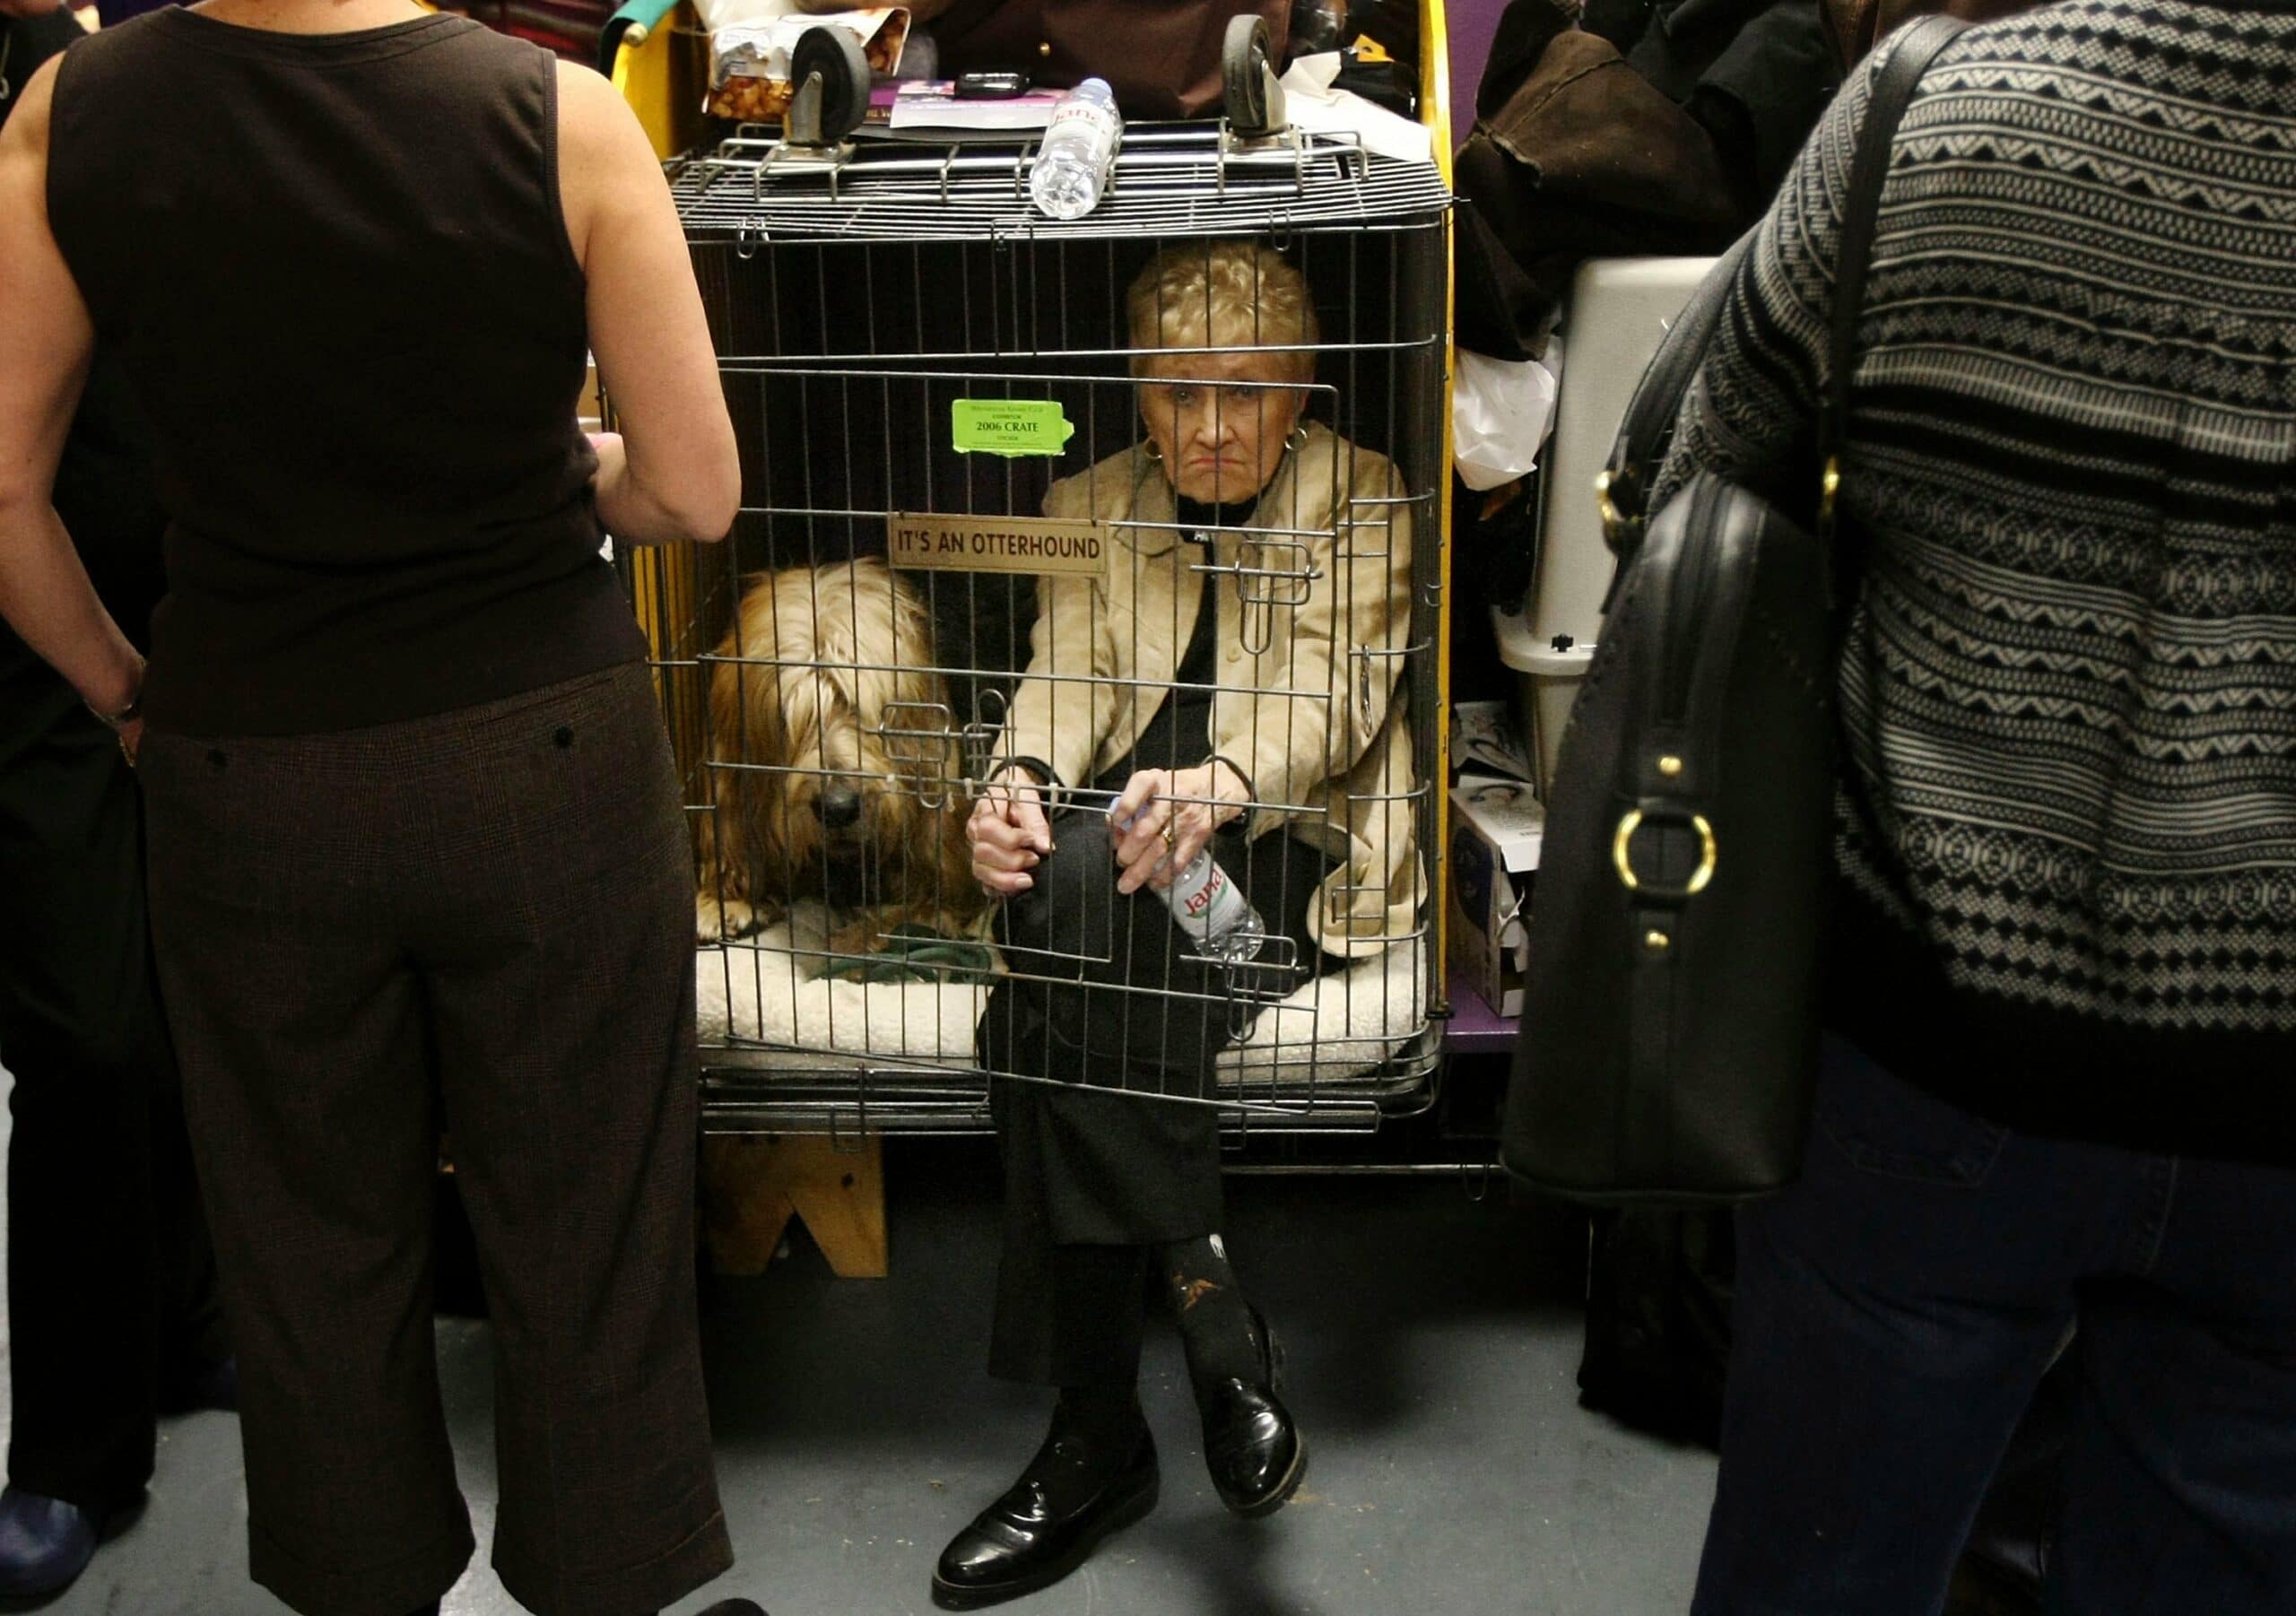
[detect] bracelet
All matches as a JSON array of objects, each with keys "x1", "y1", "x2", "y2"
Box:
[
  {"x1": 84, "y1": 651, "x2": 146, "y2": 733},
  {"x1": 986, "y1": 756, "x2": 1064, "y2": 808},
  {"x1": 1205, "y1": 753, "x2": 1257, "y2": 832},
  {"x1": 86, "y1": 688, "x2": 142, "y2": 732}
]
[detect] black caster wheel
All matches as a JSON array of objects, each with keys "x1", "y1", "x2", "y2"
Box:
[
  {"x1": 789, "y1": 24, "x2": 871, "y2": 145},
  {"x1": 1222, "y1": 13, "x2": 1287, "y2": 137}
]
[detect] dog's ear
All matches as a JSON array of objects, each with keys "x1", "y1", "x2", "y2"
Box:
[
  {"x1": 702, "y1": 656, "x2": 753, "y2": 892},
  {"x1": 712, "y1": 578, "x2": 770, "y2": 743},
  {"x1": 708, "y1": 646, "x2": 740, "y2": 742},
  {"x1": 887, "y1": 568, "x2": 944, "y2": 711},
  {"x1": 709, "y1": 584, "x2": 804, "y2": 887},
  {"x1": 709, "y1": 651, "x2": 768, "y2": 764}
]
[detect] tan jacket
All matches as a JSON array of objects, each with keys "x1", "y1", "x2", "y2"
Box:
[{"x1": 1001, "y1": 423, "x2": 1421, "y2": 959}]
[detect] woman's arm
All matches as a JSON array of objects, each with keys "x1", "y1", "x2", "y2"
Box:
[
  {"x1": 970, "y1": 570, "x2": 1115, "y2": 895},
  {"x1": 996, "y1": 464, "x2": 1130, "y2": 792},
  {"x1": 555, "y1": 62, "x2": 740, "y2": 546},
  {"x1": 996, "y1": 571, "x2": 1116, "y2": 795},
  {"x1": 0, "y1": 58, "x2": 142, "y2": 721}
]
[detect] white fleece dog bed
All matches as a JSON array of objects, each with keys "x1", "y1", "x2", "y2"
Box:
[{"x1": 695, "y1": 903, "x2": 1427, "y2": 1087}]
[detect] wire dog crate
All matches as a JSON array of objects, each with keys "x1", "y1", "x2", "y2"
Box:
[{"x1": 624, "y1": 48, "x2": 1454, "y2": 1142}]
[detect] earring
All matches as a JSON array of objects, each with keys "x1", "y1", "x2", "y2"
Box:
[
  {"x1": 1142, "y1": 439, "x2": 1164, "y2": 464},
  {"x1": 1285, "y1": 424, "x2": 1309, "y2": 452}
]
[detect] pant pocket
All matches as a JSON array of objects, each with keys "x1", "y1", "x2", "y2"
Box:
[{"x1": 1814, "y1": 1035, "x2": 2010, "y2": 1189}]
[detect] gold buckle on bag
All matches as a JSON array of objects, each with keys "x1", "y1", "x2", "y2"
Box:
[
  {"x1": 1613, "y1": 808, "x2": 1718, "y2": 899},
  {"x1": 1596, "y1": 468, "x2": 1638, "y2": 549}
]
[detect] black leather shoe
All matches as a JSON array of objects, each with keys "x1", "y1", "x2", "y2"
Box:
[
  {"x1": 932, "y1": 1410, "x2": 1159, "y2": 1610},
  {"x1": 0, "y1": 1488, "x2": 102, "y2": 1599},
  {"x1": 1197, "y1": 1308, "x2": 1306, "y2": 1518}
]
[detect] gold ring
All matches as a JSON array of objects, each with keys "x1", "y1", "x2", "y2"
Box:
[{"x1": 1161, "y1": 815, "x2": 1176, "y2": 848}]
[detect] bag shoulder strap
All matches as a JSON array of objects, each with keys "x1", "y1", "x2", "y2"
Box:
[
  {"x1": 1598, "y1": 13, "x2": 1966, "y2": 553},
  {"x1": 1600, "y1": 224, "x2": 1759, "y2": 544},
  {"x1": 1820, "y1": 13, "x2": 1969, "y2": 505}
]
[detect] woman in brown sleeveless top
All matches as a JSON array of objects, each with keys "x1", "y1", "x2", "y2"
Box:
[{"x1": 0, "y1": 3, "x2": 761, "y2": 1613}]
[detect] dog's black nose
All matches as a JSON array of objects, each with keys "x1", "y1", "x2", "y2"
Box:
[{"x1": 816, "y1": 786, "x2": 863, "y2": 830}]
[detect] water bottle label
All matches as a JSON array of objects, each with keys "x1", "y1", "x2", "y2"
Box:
[
  {"x1": 1176, "y1": 856, "x2": 1254, "y2": 944},
  {"x1": 1111, "y1": 810, "x2": 1260, "y2": 960},
  {"x1": 1180, "y1": 858, "x2": 1227, "y2": 921},
  {"x1": 1044, "y1": 100, "x2": 1118, "y2": 145}
]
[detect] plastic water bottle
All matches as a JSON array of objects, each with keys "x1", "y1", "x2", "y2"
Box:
[
  {"x1": 1161, "y1": 846, "x2": 1268, "y2": 964},
  {"x1": 1029, "y1": 78, "x2": 1121, "y2": 221},
  {"x1": 1111, "y1": 805, "x2": 1266, "y2": 962}
]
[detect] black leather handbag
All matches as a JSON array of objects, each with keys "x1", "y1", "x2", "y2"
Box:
[{"x1": 1500, "y1": 15, "x2": 1967, "y2": 1204}]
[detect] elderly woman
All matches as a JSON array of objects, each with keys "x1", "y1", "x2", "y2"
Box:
[{"x1": 934, "y1": 241, "x2": 1417, "y2": 1609}]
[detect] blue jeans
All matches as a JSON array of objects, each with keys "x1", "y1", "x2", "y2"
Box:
[{"x1": 1692, "y1": 1037, "x2": 2296, "y2": 1616}]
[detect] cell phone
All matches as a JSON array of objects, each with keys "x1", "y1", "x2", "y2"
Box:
[{"x1": 955, "y1": 70, "x2": 1031, "y2": 99}]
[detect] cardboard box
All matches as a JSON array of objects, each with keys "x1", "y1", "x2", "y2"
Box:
[
  {"x1": 1450, "y1": 699, "x2": 1536, "y2": 783},
  {"x1": 1447, "y1": 775, "x2": 1543, "y2": 1018}
]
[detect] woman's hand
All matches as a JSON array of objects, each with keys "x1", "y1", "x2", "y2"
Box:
[
  {"x1": 81, "y1": 650, "x2": 144, "y2": 767},
  {"x1": 587, "y1": 430, "x2": 626, "y2": 487},
  {"x1": 970, "y1": 772, "x2": 1055, "y2": 899},
  {"x1": 1109, "y1": 762, "x2": 1249, "y2": 895}
]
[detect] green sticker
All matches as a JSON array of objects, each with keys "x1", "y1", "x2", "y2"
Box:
[{"x1": 952, "y1": 398, "x2": 1074, "y2": 457}]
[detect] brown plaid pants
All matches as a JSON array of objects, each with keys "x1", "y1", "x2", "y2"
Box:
[{"x1": 140, "y1": 663, "x2": 731, "y2": 1616}]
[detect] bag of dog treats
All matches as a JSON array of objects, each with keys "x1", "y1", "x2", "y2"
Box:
[{"x1": 706, "y1": 7, "x2": 912, "y2": 125}]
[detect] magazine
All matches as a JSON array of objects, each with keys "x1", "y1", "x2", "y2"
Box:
[{"x1": 888, "y1": 80, "x2": 1066, "y2": 135}]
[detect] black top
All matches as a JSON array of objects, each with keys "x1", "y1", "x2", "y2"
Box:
[
  {"x1": 1091, "y1": 493, "x2": 1253, "y2": 787},
  {"x1": 1826, "y1": 893, "x2": 2296, "y2": 1169},
  {"x1": 1103, "y1": 571, "x2": 1219, "y2": 785},
  {"x1": 45, "y1": 10, "x2": 645, "y2": 735}
]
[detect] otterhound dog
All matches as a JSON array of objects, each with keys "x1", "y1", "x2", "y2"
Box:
[{"x1": 697, "y1": 558, "x2": 982, "y2": 955}]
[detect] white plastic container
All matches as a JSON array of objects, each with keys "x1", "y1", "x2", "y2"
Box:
[
  {"x1": 1492, "y1": 255, "x2": 1718, "y2": 795},
  {"x1": 1028, "y1": 78, "x2": 1121, "y2": 221}
]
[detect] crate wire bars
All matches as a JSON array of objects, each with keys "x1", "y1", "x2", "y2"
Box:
[{"x1": 628, "y1": 102, "x2": 1452, "y2": 1141}]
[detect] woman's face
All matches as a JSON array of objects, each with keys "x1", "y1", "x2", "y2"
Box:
[{"x1": 1137, "y1": 348, "x2": 1308, "y2": 508}]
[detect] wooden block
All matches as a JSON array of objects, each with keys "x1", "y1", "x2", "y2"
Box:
[{"x1": 702, "y1": 1134, "x2": 888, "y2": 1280}]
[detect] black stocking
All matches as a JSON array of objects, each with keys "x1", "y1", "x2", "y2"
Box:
[{"x1": 1159, "y1": 1233, "x2": 1265, "y2": 1388}]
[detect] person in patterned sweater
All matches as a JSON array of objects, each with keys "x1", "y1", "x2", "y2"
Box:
[{"x1": 1651, "y1": 4, "x2": 2296, "y2": 1612}]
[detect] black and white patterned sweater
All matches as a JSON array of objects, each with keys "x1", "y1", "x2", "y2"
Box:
[{"x1": 1654, "y1": 1, "x2": 2296, "y2": 1158}]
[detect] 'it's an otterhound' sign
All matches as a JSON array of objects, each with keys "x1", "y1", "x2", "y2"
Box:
[{"x1": 887, "y1": 513, "x2": 1110, "y2": 578}]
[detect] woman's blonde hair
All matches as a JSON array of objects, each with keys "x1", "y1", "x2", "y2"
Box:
[{"x1": 1126, "y1": 240, "x2": 1318, "y2": 382}]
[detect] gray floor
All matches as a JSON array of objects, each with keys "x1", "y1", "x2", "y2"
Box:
[{"x1": 2, "y1": 1106, "x2": 1716, "y2": 1616}]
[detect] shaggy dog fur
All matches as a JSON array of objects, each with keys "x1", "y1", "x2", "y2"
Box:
[{"x1": 697, "y1": 558, "x2": 984, "y2": 955}]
